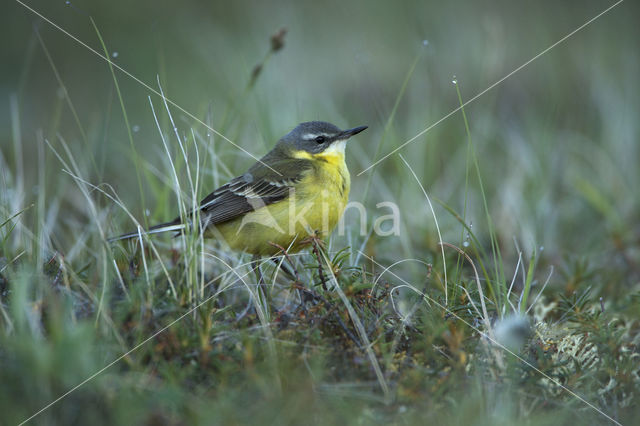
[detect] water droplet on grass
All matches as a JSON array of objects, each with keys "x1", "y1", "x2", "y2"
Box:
[
  {"x1": 452, "y1": 75, "x2": 458, "y2": 85},
  {"x1": 111, "y1": 51, "x2": 119, "y2": 58}
]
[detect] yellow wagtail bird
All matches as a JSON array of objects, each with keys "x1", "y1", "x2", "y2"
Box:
[{"x1": 111, "y1": 121, "x2": 367, "y2": 257}]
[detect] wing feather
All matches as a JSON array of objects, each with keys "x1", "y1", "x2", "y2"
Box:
[{"x1": 197, "y1": 158, "x2": 312, "y2": 227}]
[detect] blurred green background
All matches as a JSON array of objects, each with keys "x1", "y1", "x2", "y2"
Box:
[
  {"x1": 2, "y1": 0, "x2": 639, "y2": 424},
  {"x1": 2, "y1": 0, "x2": 638, "y2": 259}
]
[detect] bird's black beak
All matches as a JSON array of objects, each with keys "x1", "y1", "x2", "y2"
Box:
[{"x1": 340, "y1": 125, "x2": 368, "y2": 139}]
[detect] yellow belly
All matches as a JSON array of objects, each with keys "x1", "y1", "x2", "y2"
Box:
[{"x1": 207, "y1": 156, "x2": 350, "y2": 256}]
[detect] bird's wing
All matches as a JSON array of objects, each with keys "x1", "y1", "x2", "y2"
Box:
[{"x1": 197, "y1": 158, "x2": 313, "y2": 226}]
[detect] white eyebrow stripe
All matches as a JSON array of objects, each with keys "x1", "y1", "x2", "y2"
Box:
[{"x1": 302, "y1": 132, "x2": 331, "y2": 140}]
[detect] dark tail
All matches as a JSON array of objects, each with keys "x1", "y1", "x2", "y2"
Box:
[{"x1": 107, "y1": 218, "x2": 185, "y2": 243}]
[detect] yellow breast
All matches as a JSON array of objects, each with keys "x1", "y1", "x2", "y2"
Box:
[{"x1": 211, "y1": 149, "x2": 350, "y2": 256}]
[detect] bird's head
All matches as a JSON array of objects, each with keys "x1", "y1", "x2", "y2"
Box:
[{"x1": 279, "y1": 121, "x2": 367, "y2": 157}]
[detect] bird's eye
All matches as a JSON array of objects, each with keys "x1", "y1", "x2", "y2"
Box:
[{"x1": 315, "y1": 136, "x2": 326, "y2": 144}]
